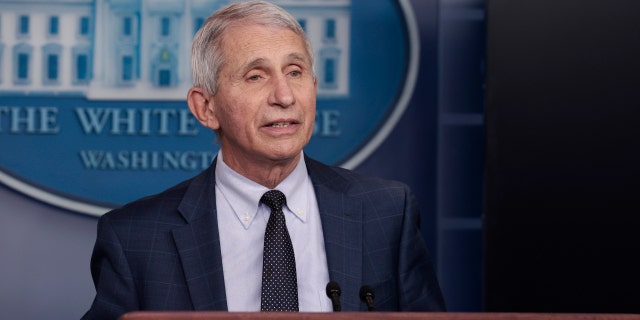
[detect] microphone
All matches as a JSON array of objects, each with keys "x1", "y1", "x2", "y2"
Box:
[
  {"x1": 359, "y1": 285, "x2": 376, "y2": 311},
  {"x1": 325, "y1": 281, "x2": 342, "y2": 312}
]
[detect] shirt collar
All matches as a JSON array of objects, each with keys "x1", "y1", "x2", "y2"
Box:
[{"x1": 215, "y1": 151, "x2": 309, "y2": 229}]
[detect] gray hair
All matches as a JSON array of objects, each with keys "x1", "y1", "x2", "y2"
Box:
[{"x1": 191, "y1": 0, "x2": 315, "y2": 96}]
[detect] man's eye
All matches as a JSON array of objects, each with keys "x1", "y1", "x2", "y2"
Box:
[
  {"x1": 289, "y1": 70, "x2": 301, "y2": 77},
  {"x1": 248, "y1": 75, "x2": 261, "y2": 81}
]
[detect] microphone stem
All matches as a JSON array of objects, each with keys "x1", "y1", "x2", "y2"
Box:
[
  {"x1": 332, "y1": 295, "x2": 341, "y2": 312},
  {"x1": 366, "y1": 296, "x2": 376, "y2": 311}
]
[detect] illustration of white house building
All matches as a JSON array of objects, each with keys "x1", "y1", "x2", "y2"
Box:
[
  {"x1": 0, "y1": 0, "x2": 350, "y2": 100},
  {"x1": 0, "y1": 0, "x2": 94, "y2": 95}
]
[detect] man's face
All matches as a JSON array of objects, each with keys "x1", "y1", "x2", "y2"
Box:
[{"x1": 209, "y1": 24, "x2": 317, "y2": 168}]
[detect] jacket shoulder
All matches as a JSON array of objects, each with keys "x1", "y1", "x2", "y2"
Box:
[
  {"x1": 306, "y1": 156, "x2": 409, "y2": 195},
  {"x1": 100, "y1": 174, "x2": 196, "y2": 224}
]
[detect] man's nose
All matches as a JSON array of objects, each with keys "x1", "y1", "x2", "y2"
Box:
[{"x1": 268, "y1": 75, "x2": 295, "y2": 108}]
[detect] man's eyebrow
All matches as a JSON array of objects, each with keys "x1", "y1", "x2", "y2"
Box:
[
  {"x1": 287, "y1": 52, "x2": 309, "y2": 65},
  {"x1": 237, "y1": 53, "x2": 310, "y2": 75},
  {"x1": 239, "y1": 58, "x2": 267, "y2": 75}
]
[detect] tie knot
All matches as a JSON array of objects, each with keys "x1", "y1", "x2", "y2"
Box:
[{"x1": 260, "y1": 190, "x2": 286, "y2": 212}]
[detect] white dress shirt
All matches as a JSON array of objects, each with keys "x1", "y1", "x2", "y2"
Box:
[{"x1": 215, "y1": 151, "x2": 332, "y2": 311}]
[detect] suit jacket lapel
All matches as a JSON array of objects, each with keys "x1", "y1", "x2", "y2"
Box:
[
  {"x1": 306, "y1": 157, "x2": 364, "y2": 311},
  {"x1": 172, "y1": 162, "x2": 228, "y2": 310}
]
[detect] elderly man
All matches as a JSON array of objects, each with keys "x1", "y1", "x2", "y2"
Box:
[{"x1": 82, "y1": 1, "x2": 445, "y2": 319}]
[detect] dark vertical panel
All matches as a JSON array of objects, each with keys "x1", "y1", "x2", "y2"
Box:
[
  {"x1": 485, "y1": 0, "x2": 640, "y2": 312},
  {"x1": 437, "y1": 0, "x2": 486, "y2": 311}
]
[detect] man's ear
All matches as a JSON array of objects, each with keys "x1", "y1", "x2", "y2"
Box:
[{"x1": 187, "y1": 87, "x2": 220, "y2": 130}]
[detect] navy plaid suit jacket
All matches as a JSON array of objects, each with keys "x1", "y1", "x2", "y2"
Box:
[{"x1": 82, "y1": 156, "x2": 445, "y2": 319}]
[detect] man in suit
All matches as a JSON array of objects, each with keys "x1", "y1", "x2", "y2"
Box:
[{"x1": 82, "y1": 1, "x2": 445, "y2": 319}]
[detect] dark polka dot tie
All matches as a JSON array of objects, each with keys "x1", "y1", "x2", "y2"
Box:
[{"x1": 260, "y1": 190, "x2": 299, "y2": 311}]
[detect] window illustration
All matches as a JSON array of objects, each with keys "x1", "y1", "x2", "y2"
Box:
[
  {"x1": 119, "y1": 14, "x2": 138, "y2": 43},
  {"x1": 72, "y1": 46, "x2": 92, "y2": 85},
  {"x1": 47, "y1": 55, "x2": 59, "y2": 80},
  {"x1": 324, "y1": 58, "x2": 335, "y2": 85},
  {"x1": 161, "y1": 17, "x2": 171, "y2": 37},
  {"x1": 325, "y1": 19, "x2": 336, "y2": 42},
  {"x1": 77, "y1": 55, "x2": 88, "y2": 81},
  {"x1": 18, "y1": 15, "x2": 30, "y2": 37},
  {"x1": 159, "y1": 70, "x2": 170, "y2": 86},
  {"x1": 122, "y1": 55, "x2": 133, "y2": 82},
  {"x1": 152, "y1": 48, "x2": 176, "y2": 87},
  {"x1": 319, "y1": 47, "x2": 341, "y2": 90},
  {"x1": 43, "y1": 43, "x2": 62, "y2": 85},
  {"x1": 123, "y1": 17, "x2": 132, "y2": 36},
  {"x1": 49, "y1": 16, "x2": 59, "y2": 36},
  {"x1": 18, "y1": 54, "x2": 28, "y2": 78},
  {"x1": 13, "y1": 44, "x2": 33, "y2": 85},
  {"x1": 79, "y1": 16, "x2": 90, "y2": 37}
]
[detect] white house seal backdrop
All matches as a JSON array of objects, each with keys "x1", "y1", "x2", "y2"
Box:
[{"x1": 0, "y1": 0, "x2": 419, "y2": 216}]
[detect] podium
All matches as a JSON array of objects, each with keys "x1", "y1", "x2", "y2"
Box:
[{"x1": 120, "y1": 311, "x2": 640, "y2": 320}]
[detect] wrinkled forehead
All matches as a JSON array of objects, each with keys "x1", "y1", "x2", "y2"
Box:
[{"x1": 220, "y1": 22, "x2": 312, "y2": 63}]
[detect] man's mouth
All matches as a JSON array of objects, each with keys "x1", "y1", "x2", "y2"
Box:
[{"x1": 267, "y1": 122, "x2": 293, "y2": 128}]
